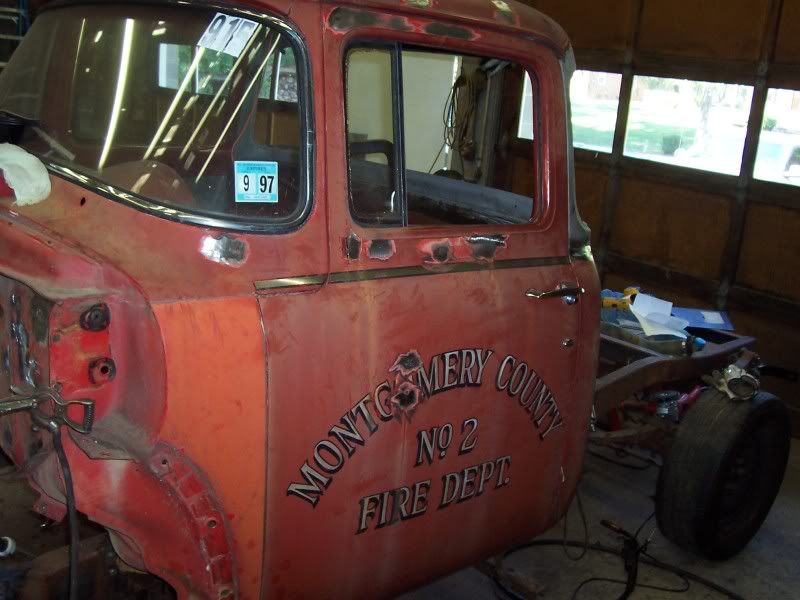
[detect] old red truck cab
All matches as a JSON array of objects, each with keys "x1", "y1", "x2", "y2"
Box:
[{"x1": 0, "y1": 0, "x2": 599, "y2": 597}]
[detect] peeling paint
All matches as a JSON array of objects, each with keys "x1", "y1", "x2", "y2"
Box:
[
  {"x1": 389, "y1": 350, "x2": 425, "y2": 414},
  {"x1": 418, "y1": 235, "x2": 508, "y2": 266},
  {"x1": 425, "y1": 22, "x2": 474, "y2": 40},
  {"x1": 366, "y1": 239, "x2": 396, "y2": 261},
  {"x1": 386, "y1": 16, "x2": 414, "y2": 32},
  {"x1": 200, "y1": 235, "x2": 247, "y2": 267},
  {"x1": 490, "y1": 0, "x2": 515, "y2": 24},
  {"x1": 329, "y1": 7, "x2": 381, "y2": 31},
  {"x1": 467, "y1": 234, "x2": 508, "y2": 260}
]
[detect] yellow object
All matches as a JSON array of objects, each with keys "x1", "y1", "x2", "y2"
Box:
[
  {"x1": 602, "y1": 296, "x2": 632, "y2": 309},
  {"x1": 602, "y1": 288, "x2": 639, "y2": 309}
]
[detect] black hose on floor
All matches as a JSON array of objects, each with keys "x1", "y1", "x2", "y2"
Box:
[
  {"x1": 52, "y1": 427, "x2": 79, "y2": 600},
  {"x1": 494, "y1": 539, "x2": 747, "y2": 600}
]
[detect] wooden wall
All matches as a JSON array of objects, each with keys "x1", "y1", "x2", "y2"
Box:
[{"x1": 525, "y1": 0, "x2": 800, "y2": 429}]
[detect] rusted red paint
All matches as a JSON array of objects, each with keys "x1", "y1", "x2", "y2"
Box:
[{"x1": 0, "y1": 1, "x2": 598, "y2": 599}]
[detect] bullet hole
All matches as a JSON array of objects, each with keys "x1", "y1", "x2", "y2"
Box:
[
  {"x1": 367, "y1": 239, "x2": 396, "y2": 260},
  {"x1": 344, "y1": 232, "x2": 361, "y2": 260},
  {"x1": 89, "y1": 357, "x2": 117, "y2": 384},
  {"x1": 207, "y1": 519, "x2": 218, "y2": 529},
  {"x1": 80, "y1": 197, "x2": 86, "y2": 207},
  {"x1": 80, "y1": 303, "x2": 111, "y2": 332},
  {"x1": 432, "y1": 243, "x2": 451, "y2": 263}
]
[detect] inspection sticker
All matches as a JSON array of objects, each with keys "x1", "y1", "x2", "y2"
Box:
[
  {"x1": 198, "y1": 13, "x2": 259, "y2": 57},
  {"x1": 234, "y1": 161, "x2": 278, "y2": 203}
]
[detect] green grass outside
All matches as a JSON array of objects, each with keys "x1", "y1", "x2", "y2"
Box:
[{"x1": 571, "y1": 101, "x2": 698, "y2": 155}]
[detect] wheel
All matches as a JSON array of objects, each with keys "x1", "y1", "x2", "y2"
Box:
[{"x1": 656, "y1": 388, "x2": 791, "y2": 560}]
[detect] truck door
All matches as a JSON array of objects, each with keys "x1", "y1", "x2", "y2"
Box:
[{"x1": 259, "y1": 11, "x2": 586, "y2": 598}]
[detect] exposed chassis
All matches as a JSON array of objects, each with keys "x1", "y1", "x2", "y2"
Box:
[{"x1": 592, "y1": 329, "x2": 756, "y2": 446}]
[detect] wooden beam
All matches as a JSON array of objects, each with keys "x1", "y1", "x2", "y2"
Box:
[
  {"x1": 596, "y1": 0, "x2": 644, "y2": 282},
  {"x1": 718, "y1": 0, "x2": 785, "y2": 309}
]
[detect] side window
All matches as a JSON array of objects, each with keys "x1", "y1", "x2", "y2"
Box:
[
  {"x1": 345, "y1": 47, "x2": 399, "y2": 225},
  {"x1": 345, "y1": 43, "x2": 537, "y2": 227}
]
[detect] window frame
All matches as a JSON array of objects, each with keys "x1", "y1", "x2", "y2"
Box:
[
  {"x1": 343, "y1": 39, "x2": 541, "y2": 230},
  {"x1": 33, "y1": 1, "x2": 316, "y2": 235}
]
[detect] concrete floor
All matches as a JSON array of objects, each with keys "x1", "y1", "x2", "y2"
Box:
[
  {"x1": 1, "y1": 441, "x2": 798, "y2": 599},
  {"x1": 403, "y1": 440, "x2": 800, "y2": 600}
]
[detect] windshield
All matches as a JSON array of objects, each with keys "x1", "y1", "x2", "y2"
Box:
[{"x1": 0, "y1": 5, "x2": 308, "y2": 228}]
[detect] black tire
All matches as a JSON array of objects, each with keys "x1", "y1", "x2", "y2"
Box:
[{"x1": 656, "y1": 389, "x2": 791, "y2": 560}]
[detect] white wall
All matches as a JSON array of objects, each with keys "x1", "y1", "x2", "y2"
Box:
[{"x1": 402, "y1": 51, "x2": 457, "y2": 173}]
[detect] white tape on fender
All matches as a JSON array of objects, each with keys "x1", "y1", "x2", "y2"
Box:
[{"x1": 0, "y1": 143, "x2": 51, "y2": 206}]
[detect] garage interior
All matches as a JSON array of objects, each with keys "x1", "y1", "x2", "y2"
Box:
[
  {"x1": 408, "y1": 0, "x2": 800, "y2": 597},
  {"x1": 0, "y1": 0, "x2": 798, "y2": 599}
]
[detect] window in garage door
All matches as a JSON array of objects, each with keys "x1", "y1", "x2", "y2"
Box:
[
  {"x1": 345, "y1": 43, "x2": 538, "y2": 227},
  {"x1": 623, "y1": 76, "x2": 754, "y2": 176},
  {"x1": 519, "y1": 69, "x2": 622, "y2": 154},
  {"x1": 754, "y1": 87, "x2": 800, "y2": 188}
]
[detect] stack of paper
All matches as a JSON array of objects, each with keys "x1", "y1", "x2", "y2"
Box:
[{"x1": 630, "y1": 293, "x2": 690, "y2": 339}]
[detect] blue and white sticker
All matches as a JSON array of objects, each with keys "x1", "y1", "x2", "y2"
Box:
[
  {"x1": 234, "y1": 161, "x2": 278, "y2": 203},
  {"x1": 198, "y1": 13, "x2": 259, "y2": 58}
]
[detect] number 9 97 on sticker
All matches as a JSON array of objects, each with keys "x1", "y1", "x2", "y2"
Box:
[{"x1": 234, "y1": 161, "x2": 279, "y2": 204}]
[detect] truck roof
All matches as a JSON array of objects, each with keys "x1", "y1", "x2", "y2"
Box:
[
  {"x1": 324, "y1": 0, "x2": 571, "y2": 54},
  {"x1": 39, "y1": 0, "x2": 570, "y2": 54}
]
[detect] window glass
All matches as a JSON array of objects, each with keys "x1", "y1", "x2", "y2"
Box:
[
  {"x1": 345, "y1": 45, "x2": 535, "y2": 227},
  {"x1": 569, "y1": 70, "x2": 622, "y2": 152},
  {"x1": 0, "y1": 6, "x2": 307, "y2": 226},
  {"x1": 519, "y1": 69, "x2": 622, "y2": 154},
  {"x1": 754, "y1": 88, "x2": 800, "y2": 187},
  {"x1": 518, "y1": 71, "x2": 535, "y2": 140},
  {"x1": 624, "y1": 76, "x2": 754, "y2": 176},
  {"x1": 345, "y1": 47, "x2": 398, "y2": 225}
]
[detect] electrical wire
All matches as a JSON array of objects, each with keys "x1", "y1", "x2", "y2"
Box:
[
  {"x1": 52, "y1": 427, "x2": 79, "y2": 600},
  {"x1": 587, "y1": 448, "x2": 652, "y2": 471},
  {"x1": 634, "y1": 511, "x2": 656, "y2": 541},
  {"x1": 570, "y1": 574, "x2": 690, "y2": 600},
  {"x1": 587, "y1": 444, "x2": 661, "y2": 471},
  {"x1": 561, "y1": 490, "x2": 589, "y2": 561},
  {"x1": 492, "y1": 499, "x2": 743, "y2": 600},
  {"x1": 428, "y1": 69, "x2": 485, "y2": 176},
  {"x1": 494, "y1": 540, "x2": 745, "y2": 600}
]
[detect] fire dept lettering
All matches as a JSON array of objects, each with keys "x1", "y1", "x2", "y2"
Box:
[
  {"x1": 286, "y1": 348, "x2": 563, "y2": 507},
  {"x1": 356, "y1": 455, "x2": 512, "y2": 534}
]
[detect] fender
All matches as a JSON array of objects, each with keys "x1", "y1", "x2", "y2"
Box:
[{"x1": 0, "y1": 207, "x2": 236, "y2": 599}]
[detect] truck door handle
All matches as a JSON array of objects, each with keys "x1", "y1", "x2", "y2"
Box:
[{"x1": 526, "y1": 284, "x2": 585, "y2": 304}]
